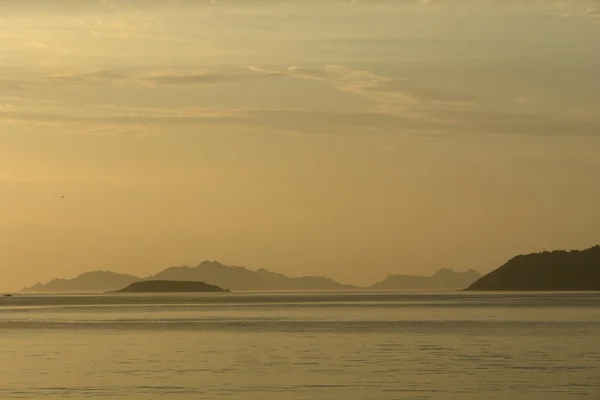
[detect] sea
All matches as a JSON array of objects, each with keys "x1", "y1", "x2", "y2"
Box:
[{"x1": 1, "y1": 291, "x2": 599, "y2": 400}]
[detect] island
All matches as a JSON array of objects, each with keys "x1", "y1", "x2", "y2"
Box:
[
  {"x1": 111, "y1": 280, "x2": 230, "y2": 293},
  {"x1": 465, "y1": 245, "x2": 600, "y2": 291}
]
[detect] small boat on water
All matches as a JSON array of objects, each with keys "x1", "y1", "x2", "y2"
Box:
[{"x1": 3, "y1": 294, "x2": 12, "y2": 297}]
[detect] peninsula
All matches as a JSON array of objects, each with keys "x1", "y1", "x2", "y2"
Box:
[
  {"x1": 112, "y1": 280, "x2": 230, "y2": 293},
  {"x1": 466, "y1": 245, "x2": 600, "y2": 291}
]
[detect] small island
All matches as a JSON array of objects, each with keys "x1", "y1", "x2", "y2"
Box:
[
  {"x1": 112, "y1": 280, "x2": 230, "y2": 293},
  {"x1": 466, "y1": 245, "x2": 600, "y2": 291}
]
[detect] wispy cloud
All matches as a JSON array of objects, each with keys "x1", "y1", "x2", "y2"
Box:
[
  {"x1": 248, "y1": 64, "x2": 474, "y2": 105},
  {"x1": 9, "y1": 68, "x2": 282, "y2": 88},
  {"x1": 585, "y1": 5, "x2": 600, "y2": 20},
  {"x1": 515, "y1": 95, "x2": 538, "y2": 105},
  {"x1": 2, "y1": 99, "x2": 599, "y2": 139},
  {"x1": 46, "y1": 70, "x2": 128, "y2": 85},
  {"x1": 0, "y1": 79, "x2": 29, "y2": 90},
  {"x1": 139, "y1": 70, "x2": 281, "y2": 86}
]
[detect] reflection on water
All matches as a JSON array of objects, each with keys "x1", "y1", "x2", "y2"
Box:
[{"x1": 1, "y1": 292, "x2": 599, "y2": 399}]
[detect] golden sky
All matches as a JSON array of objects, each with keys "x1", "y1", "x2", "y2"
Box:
[{"x1": 1, "y1": 0, "x2": 600, "y2": 290}]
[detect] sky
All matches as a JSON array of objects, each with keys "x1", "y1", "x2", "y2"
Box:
[{"x1": 1, "y1": 0, "x2": 600, "y2": 291}]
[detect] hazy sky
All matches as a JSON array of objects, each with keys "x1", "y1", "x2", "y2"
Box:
[{"x1": 1, "y1": 0, "x2": 600, "y2": 290}]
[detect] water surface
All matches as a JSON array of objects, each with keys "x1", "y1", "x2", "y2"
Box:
[{"x1": 1, "y1": 292, "x2": 599, "y2": 399}]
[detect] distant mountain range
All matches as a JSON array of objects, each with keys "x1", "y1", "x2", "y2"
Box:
[
  {"x1": 21, "y1": 271, "x2": 140, "y2": 293},
  {"x1": 20, "y1": 260, "x2": 481, "y2": 293},
  {"x1": 466, "y1": 245, "x2": 600, "y2": 291},
  {"x1": 370, "y1": 268, "x2": 482, "y2": 291},
  {"x1": 150, "y1": 262, "x2": 360, "y2": 291},
  {"x1": 22, "y1": 244, "x2": 600, "y2": 293}
]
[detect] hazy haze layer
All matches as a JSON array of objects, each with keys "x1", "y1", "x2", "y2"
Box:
[{"x1": 1, "y1": 0, "x2": 600, "y2": 291}]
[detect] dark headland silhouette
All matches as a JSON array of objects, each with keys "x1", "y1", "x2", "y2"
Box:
[
  {"x1": 20, "y1": 260, "x2": 480, "y2": 293},
  {"x1": 466, "y1": 245, "x2": 600, "y2": 291},
  {"x1": 112, "y1": 280, "x2": 229, "y2": 293}
]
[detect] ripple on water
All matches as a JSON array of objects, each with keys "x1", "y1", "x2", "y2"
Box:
[{"x1": 1, "y1": 293, "x2": 600, "y2": 400}]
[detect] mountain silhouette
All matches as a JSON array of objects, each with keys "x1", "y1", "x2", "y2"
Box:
[
  {"x1": 20, "y1": 261, "x2": 357, "y2": 293},
  {"x1": 466, "y1": 245, "x2": 600, "y2": 291},
  {"x1": 254, "y1": 268, "x2": 357, "y2": 291},
  {"x1": 20, "y1": 261, "x2": 481, "y2": 293},
  {"x1": 21, "y1": 271, "x2": 140, "y2": 293},
  {"x1": 112, "y1": 280, "x2": 229, "y2": 293},
  {"x1": 148, "y1": 261, "x2": 266, "y2": 291},
  {"x1": 146, "y1": 261, "x2": 357, "y2": 291},
  {"x1": 369, "y1": 268, "x2": 481, "y2": 290}
]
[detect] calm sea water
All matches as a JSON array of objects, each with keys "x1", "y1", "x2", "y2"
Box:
[{"x1": 1, "y1": 292, "x2": 599, "y2": 399}]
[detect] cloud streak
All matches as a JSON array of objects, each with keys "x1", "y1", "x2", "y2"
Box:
[
  {"x1": 5, "y1": 68, "x2": 283, "y2": 89},
  {"x1": 0, "y1": 79, "x2": 29, "y2": 91},
  {"x1": 46, "y1": 70, "x2": 128, "y2": 85},
  {"x1": 248, "y1": 64, "x2": 474, "y2": 105},
  {"x1": 2, "y1": 100, "x2": 599, "y2": 139},
  {"x1": 139, "y1": 70, "x2": 281, "y2": 86},
  {"x1": 3, "y1": 58, "x2": 599, "y2": 140}
]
